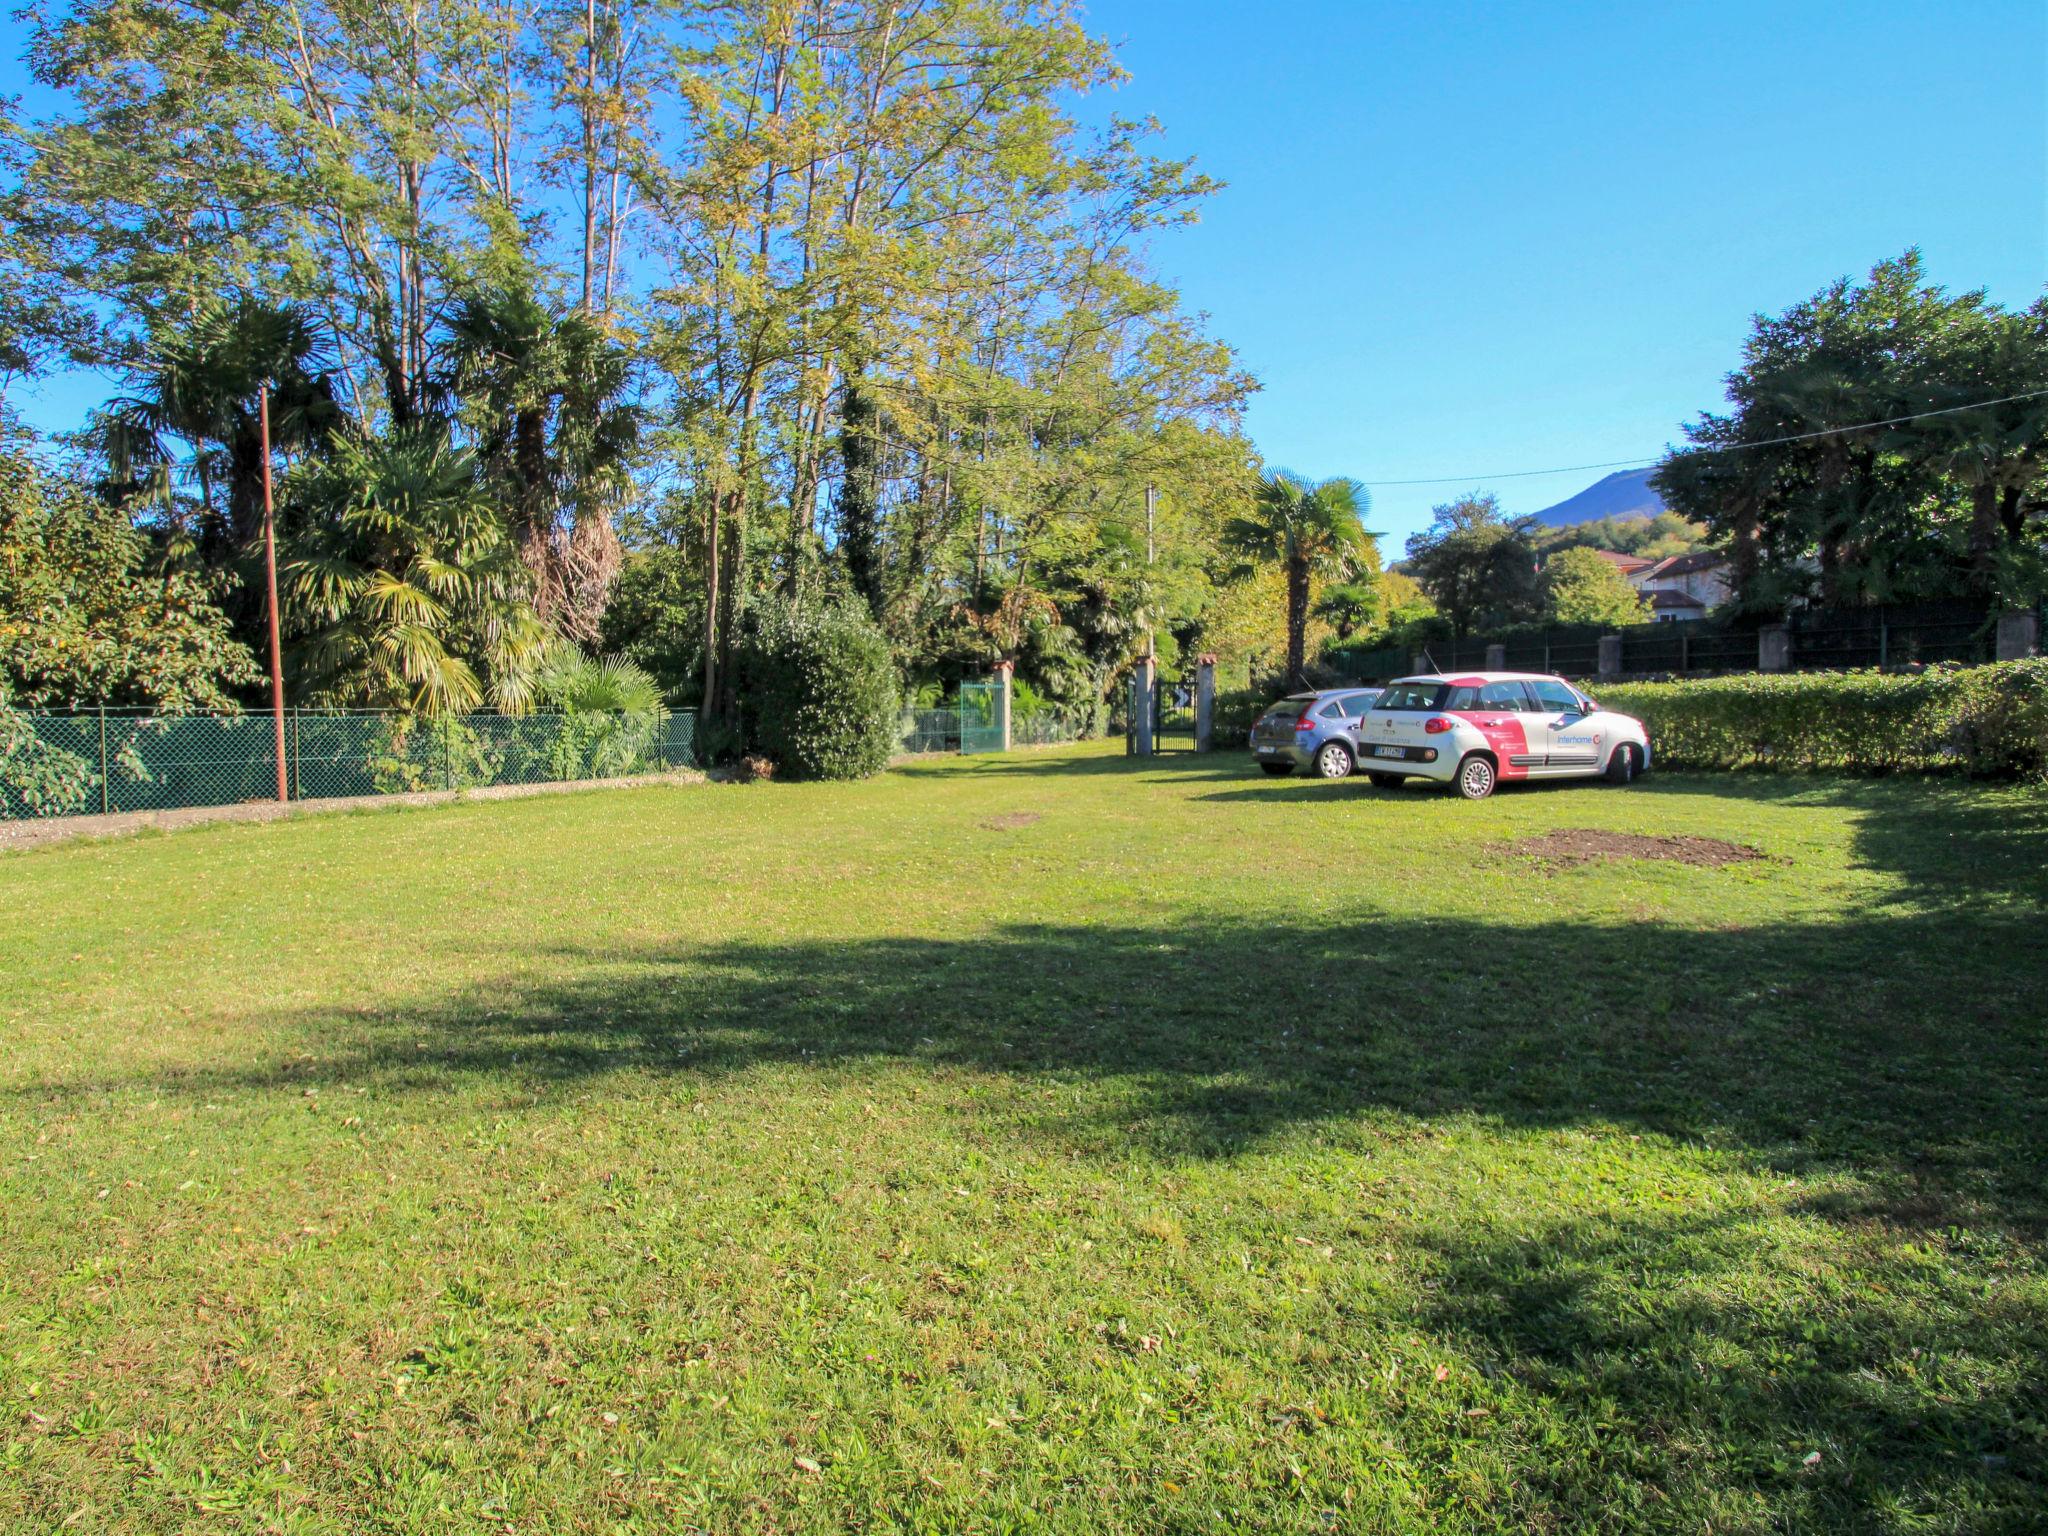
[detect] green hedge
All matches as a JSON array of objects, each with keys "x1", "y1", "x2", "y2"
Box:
[
  {"x1": 1206, "y1": 688, "x2": 1276, "y2": 750},
  {"x1": 1599, "y1": 661, "x2": 2048, "y2": 777},
  {"x1": 737, "y1": 594, "x2": 901, "y2": 780}
]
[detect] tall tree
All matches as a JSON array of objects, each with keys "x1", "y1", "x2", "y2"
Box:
[
  {"x1": 1540, "y1": 546, "x2": 1648, "y2": 627},
  {"x1": 1402, "y1": 493, "x2": 1538, "y2": 638},
  {"x1": 1225, "y1": 472, "x2": 1373, "y2": 688},
  {"x1": 1656, "y1": 252, "x2": 2048, "y2": 608},
  {"x1": 447, "y1": 285, "x2": 640, "y2": 640}
]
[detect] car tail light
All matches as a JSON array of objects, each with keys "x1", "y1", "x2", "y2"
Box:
[
  {"x1": 1423, "y1": 716, "x2": 1453, "y2": 734},
  {"x1": 1294, "y1": 715, "x2": 1316, "y2": 731}
]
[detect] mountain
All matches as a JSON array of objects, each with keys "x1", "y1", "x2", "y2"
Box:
[{"x1": 1527, "y1": 466, "x2": 1669, "y2": 527}]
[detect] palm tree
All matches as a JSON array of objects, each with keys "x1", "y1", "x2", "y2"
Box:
[
  {"x1": 445, "y1": 286, "x2": 640, "y2": 641},
  {"x1": 1225, "y1": 472, "x2": 1374, "y2": 688},
  {"x1": 281, "y1": 426, "x2": 548, "y2": 715},
  {"x1": 99, "y1": 298, "x2": 342, "y2": 564}
]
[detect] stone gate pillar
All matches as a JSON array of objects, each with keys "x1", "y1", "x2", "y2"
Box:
[
  {"x1": 1597, "y1": 634, "x2": 1623, "y2": 679},
  {"x1": 1131, "y1": 656, "x2": 1156, "y2": 756},
  {"x1": 1759, "y1": 624, "x2": 1791, "y2": 672},
  {"x1": 1996, "y1": 610, "x2": 2040, "y2": 661},
  {"x1": 991, "y1": 659, "x2": 1014, "y2": 752},
  {"x1": 1194, "y1": 653, "x2": 1217, "y2": 752}
]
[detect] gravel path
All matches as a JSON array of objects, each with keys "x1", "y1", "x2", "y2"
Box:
[{"x1": 0, "y1": 769, "x2": 706, "y2": 853}]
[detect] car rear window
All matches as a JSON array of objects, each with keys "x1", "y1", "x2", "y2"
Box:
[
  {"x1": 1260, "y1": 696, "x2": 1316, "y2": 720},
  {"x1": 1374, "y1": 683, "x2": 1445, "y2": 711}
]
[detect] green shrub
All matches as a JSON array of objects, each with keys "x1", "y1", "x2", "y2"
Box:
[
  {"x1": 737, "y1": 595, "x2": 901, "y2": 780},
  {"x1": 0, "y1": 686, "x2": 96, "y2": 817},
  {"x1": 1207, "y1": 688, "x2": 1278, "y2": 750},
  {"x1": 367, "y1": 716, "x2": 500, "y2": 793},
  {"x1": 1600, "y1": 661, "x2": 2048, "y2": 778}
]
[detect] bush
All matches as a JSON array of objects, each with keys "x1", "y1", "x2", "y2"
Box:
[
  {"x1": 1599, "y1": 661, "x2": 2048, "y2": 778},
  {"x1": 0, "y1": 685, "x2": 96, "y2": 817},
  {"x1": 1207, "y1": 688, "x2": 1277, "y2": 749},
  {"x1": 737, "y1": 595, "x2": 901, "y2": 780}
]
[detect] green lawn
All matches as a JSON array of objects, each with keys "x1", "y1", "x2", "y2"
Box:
[{"x1": 2, "y1": 742, "x2": 2043, "y2": 1533}]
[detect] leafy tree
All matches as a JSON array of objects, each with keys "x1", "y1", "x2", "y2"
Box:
[
  {"x1": 281, "y1": 427, "x2": 547, "y2": 714},
  {"x1": 1530, "y1": 511, "x2": 1710, "y2": 560},
  {"x1": 1540, "y1": 547, "x2": 1650, "y2": 627},
  {"x1": 1657, "y1": 252, "x2": 2048, "y2": 608},
  {"x1": 1225, "y1": 472, "x2": 1373, "y2": 688},
  {"x1": 0, "y1": 441, "x2": 257, "y2": 710},
  {"x1": 1402, "y1": 493, "x2": 1539, "y2": 637}
]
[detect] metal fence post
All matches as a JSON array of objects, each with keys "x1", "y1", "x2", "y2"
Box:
[
  {"x1": 292, "y1": 711, "x2": 302, "y2": 800},
  {"x1": 443, "y1": 715, "x2": 455, "y2": 790},
  {"x1": 98, "y1": 704, "x2": 109, "y2": 814}
]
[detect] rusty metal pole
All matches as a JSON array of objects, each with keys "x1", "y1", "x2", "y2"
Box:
[{"x1": 259, "y1": 384, "x2": 289, "y2": 802}]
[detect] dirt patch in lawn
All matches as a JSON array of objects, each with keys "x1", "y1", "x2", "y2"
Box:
[
  {"x1": 982, "y1": 812, "x2": 1043, "y2": 831},
  {"x1": 1507, "y1": 829, "x2": 1766, "y2": 869}
]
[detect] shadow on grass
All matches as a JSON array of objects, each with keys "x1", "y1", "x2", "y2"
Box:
[
  {"x1": 1417, "y1": 1204, "x2": 2045, "y2": 1525},
  {"x1": 82, "y1": 902, "x2": 2048, "y2": 1230},
  {"x1": 25, "y1": 756, "x2": 2045, "y2": 1525}
]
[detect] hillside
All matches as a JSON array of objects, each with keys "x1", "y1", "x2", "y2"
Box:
[{"x1": 1528, "y1": 466, "x2": 1669, "y2": 526}]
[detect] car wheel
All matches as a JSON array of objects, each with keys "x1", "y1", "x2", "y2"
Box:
[
  {"x1": 1366, "y1": 772, "x2": 1402, "y2": 789},
  {"x1": 1454, "y1": 754, "x2": 1496, "y2": 800},
  {"x1": 1605, "y1": 743, "x2": 1640, "y2": 785},
  {"x1": 1259, "y1": 762, "x2": 1293, "y2": 777},
  {"x1": 1314, "y1": 740, "x2": 1354, "y2": 780}
]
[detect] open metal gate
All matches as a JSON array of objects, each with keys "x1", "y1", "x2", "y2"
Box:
[{"x1": 1151, "y1": 674, "x2": 1197, "y2": 751}]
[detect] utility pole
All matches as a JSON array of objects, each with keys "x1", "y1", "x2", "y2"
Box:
[
  {"x1": 258, "y1": 384, "x2": 289, "y2": 803},
  {"x1": 1144, "y1": 483, "x2": 1157, "y2": 661}
]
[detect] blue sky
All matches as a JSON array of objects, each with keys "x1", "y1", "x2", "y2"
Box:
[
  {"x1": 1088, "y1": 0, "x2": 2047, "y2": 548},
  {"x1": 5, "y1": 1, "x2": 2043, "y2": 551}
]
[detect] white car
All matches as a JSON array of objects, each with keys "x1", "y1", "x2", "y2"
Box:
[{"x1": 1350, "y1": 672, "x2": 1651, "y2": 800}]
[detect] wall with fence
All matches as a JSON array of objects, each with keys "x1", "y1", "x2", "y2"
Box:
[
  {"x1": 1327, "y1": 602, "x2": 2031, "y2": 684},
  {"x1": 2, "y1": 709, "x2": 697, "y2": 822}
]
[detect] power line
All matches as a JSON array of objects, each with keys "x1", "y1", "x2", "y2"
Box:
[{"x1": 1357, "y1": 387, "x2": 2048, "y2": 488}]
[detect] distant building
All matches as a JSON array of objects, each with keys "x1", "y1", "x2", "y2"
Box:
[
  {"x1": 1589, "y1": 549, "x2": 1732, "y2": 621},
  {"x1": 1591, "y1": 550, "x2": 1656, "y2": 580}
]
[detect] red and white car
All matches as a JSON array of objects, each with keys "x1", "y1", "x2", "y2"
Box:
[{"x1": 1351, "y1": 672, "x2": 1651, "y2": 799}]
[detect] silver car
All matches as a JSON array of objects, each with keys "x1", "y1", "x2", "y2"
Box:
[{"x1": 1249, "y1": 688, "x2": 1384, "y2": 779}]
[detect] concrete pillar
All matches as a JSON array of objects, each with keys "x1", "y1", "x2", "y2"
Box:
[
  {"x1": 1131, "y1": 656, "x2": 1155, "y2": 755},
  {"x1": 1194, "y1": 653, "x2": 1217, "y2": 752},
  {"x1": 1411, "y1": 652, "x2": 1430, "y2": 675},
  {"x1": 1597, "y1": 634, "x2": 1623, "y2": 679},
  {"x1": 991, "y1": 660, "x2": 1014, "y2": 752},
  {"x1": 1759, "y1": 623, "x2": 1791, "y2": 672},
  {"x1": 1484, "y1": 643, "x2": 1506, "y2": 670},
  {"x1": 1996, "y1": 609, "x2": 2039, "y2": 661}
]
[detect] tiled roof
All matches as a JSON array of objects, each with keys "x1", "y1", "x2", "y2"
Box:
[
  {"x1": 1646, "y1": 588, "x2": 1706, "y2": 610},
  {"x1": 1591, "y1": 550, "x2": 1655, "y2": 574},
  {"x1": 1638, "y1": 550, "x2": 1726, "y2": 580}
]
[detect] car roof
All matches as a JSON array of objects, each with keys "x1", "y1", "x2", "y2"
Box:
[{"x1": 1388, "y1": 672, "x2": 1572, "y2": 686}]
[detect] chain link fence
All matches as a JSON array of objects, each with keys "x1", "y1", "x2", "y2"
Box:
[{"x1": 3, "y1": 708, "x2": 696, "y2": 822}]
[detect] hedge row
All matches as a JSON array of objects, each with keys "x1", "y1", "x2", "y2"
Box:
[{"x1": 1599, "y1": 660, "x2": 2048, "y2": 778}]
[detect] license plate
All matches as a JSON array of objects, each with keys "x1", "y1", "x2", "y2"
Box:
[{"x1": 1372, "y1": 745, "x2": 1405, "y2": 759}]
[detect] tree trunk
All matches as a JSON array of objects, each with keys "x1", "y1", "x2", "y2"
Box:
[
  {"x1": 1286, "y1": 556, "x2": 1310, "y2": 688},
  {"x1": 839, "y1": 371, "x2": 884, "y2": 622},
  {"x1": 1967, "y1": 480, "x2": 2001, "y2": 595},
  {"x1": 700, "y1": 491, "x2": 721, "y2": 717}
]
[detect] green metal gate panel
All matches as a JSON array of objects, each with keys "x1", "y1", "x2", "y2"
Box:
[{"x1": 959, "y1": 681, "x2": 1002, "y2": 754}]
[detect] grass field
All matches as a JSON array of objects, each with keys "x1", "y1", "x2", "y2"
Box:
[{"x1": 2, "y1": 742, "x2": 2044, "y2": 1533}]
